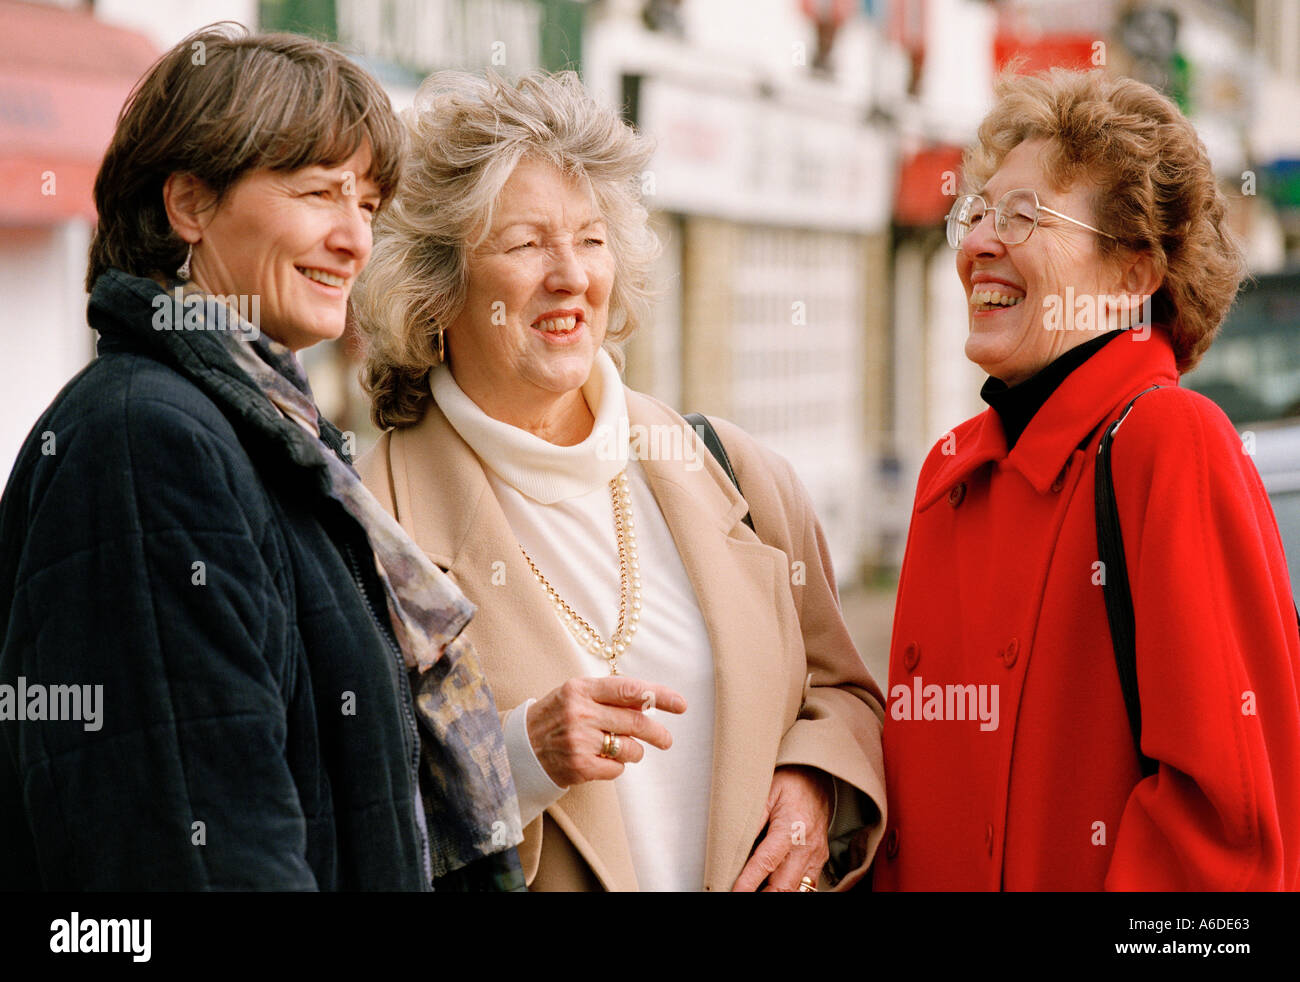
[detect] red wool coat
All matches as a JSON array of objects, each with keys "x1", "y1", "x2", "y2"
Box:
[{"x1": 873, "y1": 328, "x2": 1300, "y2": 891}]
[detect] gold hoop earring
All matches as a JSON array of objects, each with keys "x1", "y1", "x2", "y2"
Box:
[{"x1": 436, "y1": 328, "x2": 445, "y2": 363}]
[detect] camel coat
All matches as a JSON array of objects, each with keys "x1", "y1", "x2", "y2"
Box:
[{"x1": 357, "y1": 388, "x2": 887, "y2": 891}]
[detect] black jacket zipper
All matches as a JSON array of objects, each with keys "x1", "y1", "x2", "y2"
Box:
[{"x1": 342, "y1": 535, "x2": 432, "y2": 890}]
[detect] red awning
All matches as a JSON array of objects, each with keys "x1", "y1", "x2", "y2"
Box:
[
  {"x1": 993, "y1": 33, "x2": 1098, "y2": 74},
  {"x1": 894, "y1": 146, "x2": 965, "y2": 227},
  {"x1": 0, "y1": 0, "x2": 158, "y2": 225}
]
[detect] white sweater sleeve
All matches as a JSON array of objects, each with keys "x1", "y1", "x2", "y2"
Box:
[{"x1": 504, "y1": 698, "x2": 566, "y2": 827}]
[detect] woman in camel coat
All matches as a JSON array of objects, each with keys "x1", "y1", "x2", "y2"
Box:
[{"x1": 354, "y1": 70, "x2": 886, "y2": 891}]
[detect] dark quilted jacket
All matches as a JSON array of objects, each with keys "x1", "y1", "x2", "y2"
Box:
[{"x1": 0, "y1": 270, "x2": 431, "y2": 890}]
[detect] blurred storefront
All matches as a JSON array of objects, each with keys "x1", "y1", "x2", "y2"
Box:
[
  {"x1": 585, "y1": 0, "x2": 899, "y2": 580},
  {"x1": 1252, "y1": 0, "x2": 1300, "y2": 264},
  {"x1": 0, "y1": 0, "x2": 158, "y2": 474},
  {"x1": 3, "y1": 0, "x2": 1295, "y2": 580},
  {"x1": 880, "y1": 0, "x2": 996, "y2": 568}
]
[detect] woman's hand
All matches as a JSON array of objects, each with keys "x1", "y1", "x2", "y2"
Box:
[
  {"x1": 732, "y1": 765, "x2": 835, "y2": 892},
  {"x1": 526, "y1": 676, "x2": 686, "y2": 787}
]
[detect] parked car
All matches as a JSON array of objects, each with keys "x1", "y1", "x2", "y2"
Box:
[
  {"x1": 1249, "y1": 422, "x2": 1300, "y2": 602},
  {"x1": 1183, "y1": 270, "x2": 1300, "y2": 602}
]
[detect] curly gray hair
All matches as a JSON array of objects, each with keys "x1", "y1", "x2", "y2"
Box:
[{"x1": 353, "y1": 70, "x2": 659, "y2": 429}]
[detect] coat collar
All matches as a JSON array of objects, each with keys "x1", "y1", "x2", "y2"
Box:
[
  {"x1": 389, "y1": 389, "x2": 752, "y2": 566},
  {"x1": 384, "y1": 388, "x2": 787, "y2": 891},
  {"x1": 918, "y1": 328, "x2": 1180, "y2": 508},
  {"x1": 89, "y1": 268, "x2": 353, "y2": 478}
]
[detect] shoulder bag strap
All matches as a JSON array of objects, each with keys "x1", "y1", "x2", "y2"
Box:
[
  {"x1": 1097, "y1": 386, "x2": 1300, "y2": 779},
  {"x1": 1095, "y1": 385, "x2": 1163, "y2": 779},
  {"x1": 683, "y1": 412, "x2": 755, "y2": 532}
]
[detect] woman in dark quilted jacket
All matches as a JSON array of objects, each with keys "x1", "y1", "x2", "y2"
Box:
[{"x1": 0, "y1": 24, "x2": 523, "y2": 891}]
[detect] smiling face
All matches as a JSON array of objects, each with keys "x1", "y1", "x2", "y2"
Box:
[
  {"x1": 958, "y1": 138, "x2": 1125, "y2": 385},
  {"x1": 445, "y1": 157, "x2": 615, "y2": 437},
  {"x1": 186, "y1": 143, "x2": 380, "y2": 351}
]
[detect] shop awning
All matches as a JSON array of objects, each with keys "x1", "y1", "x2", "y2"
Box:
[
  {"x1": 0, "y1": 0, "x2": 157, "y2": 225},
  {"x1": 894, "y1": 146, "x2": 965, "y2": 228},
  {"x1": 993, "y1": 32, "x2": 1097, "y2": 74}
]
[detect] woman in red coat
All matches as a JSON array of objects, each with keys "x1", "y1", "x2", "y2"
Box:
[{"x1": 874, "y1": 69, "x2": 1300, "y2": 891}]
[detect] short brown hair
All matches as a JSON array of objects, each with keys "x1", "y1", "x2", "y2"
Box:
[
  {"x1": 87, "y1": 22, "x2": 405, "y2": 291},
  {"x1": 963, "y1": 68, "x2": 1245, "y2": 373},
  {"x1": 353, "y1": 70, "x2": 658, "y2": 430}
]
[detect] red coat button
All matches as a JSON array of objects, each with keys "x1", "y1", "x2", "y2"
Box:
[
  {"x1": 902, "y1": 641, "x2": 920, "y2": 672},
  {"x1": 985, "y1": 822, "x2": 995, "y2": 855},
  {"x1": 1000, "y1": 637, "x2": 1019, "y2": 668},
  {"x1": 948, "y1": 482, "x2": 966, "y2": 507},
  {"x1": 885, "y1": 828, "x2": 900, "y2": 859}
]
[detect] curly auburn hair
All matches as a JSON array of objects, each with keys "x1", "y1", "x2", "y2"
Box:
[
  {"x1": 962, "y1": 68, "x2": 1246, "y2": 373},
  {"x1": 353, "y1": 70, "x2": 659, "y2": 430}
]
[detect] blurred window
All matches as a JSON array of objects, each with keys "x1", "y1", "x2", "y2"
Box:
[
  {"x1": 1273, "y1": 490, "x2": 1300, "y2": 604},
  {"x1": 729, "y1": 224, "x2": 865, "y2": 576},
  {"x1": 1184, "y1": 271, "x2": 1300, "y2": 425}
]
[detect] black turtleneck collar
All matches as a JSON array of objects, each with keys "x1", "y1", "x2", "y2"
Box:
[{"x1": 980, "y1": 330, "x2": 1125, "y2": 451}]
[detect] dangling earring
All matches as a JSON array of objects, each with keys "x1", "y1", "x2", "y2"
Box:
[{"x1": 177, "y1": 243, "x2": 193, "y2": 281}]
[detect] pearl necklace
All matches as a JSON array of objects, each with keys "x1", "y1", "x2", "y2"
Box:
[{"x1": 519, "y1": 470, "x2": 642, "y2": 675}]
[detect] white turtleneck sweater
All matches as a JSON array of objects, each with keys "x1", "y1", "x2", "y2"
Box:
[{"x1": 430, "y1": 350, "x2": 716, "y2": 891}]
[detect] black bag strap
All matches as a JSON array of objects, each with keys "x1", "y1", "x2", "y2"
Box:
[
  {"x1": 1095, "y1": 385, "x2": 1163, "y2": 778},
  {"x1": 683, "y1": 412, "x2": 755, "y2": 532},
  {"x1": 1095, "y1": 385, "x2": 1300, "y2": 779}
]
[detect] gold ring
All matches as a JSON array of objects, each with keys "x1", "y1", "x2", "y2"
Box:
[
  {"x1": 798, "y1": 875, "x2": 817, "y2": 893},
  {"x1": 599, "y1": 731, "x2": 622, "y2": 760}
]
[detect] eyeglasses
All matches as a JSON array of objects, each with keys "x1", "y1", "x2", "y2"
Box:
[{"x1": 945, "y1": 188, "x2": 1116, "y2": 250}]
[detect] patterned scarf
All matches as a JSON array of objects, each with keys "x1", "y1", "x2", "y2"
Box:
[{"x1": 179, "y1": 285, "x2": 523, "y2": 884}]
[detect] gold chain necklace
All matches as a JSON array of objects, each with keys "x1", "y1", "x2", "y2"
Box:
[{"x1": 519, "y1": 470, "x2": 641, "y2": 675}]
